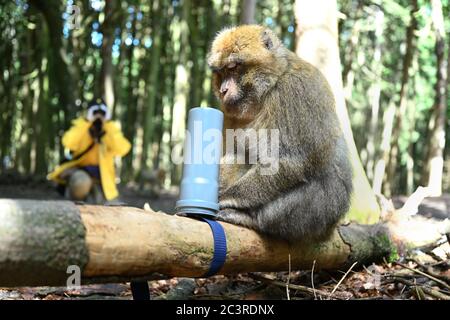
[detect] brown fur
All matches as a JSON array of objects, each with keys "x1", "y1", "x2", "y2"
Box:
[{"x1": 208, "y1": 25, "x2": 353, "y2": 242}]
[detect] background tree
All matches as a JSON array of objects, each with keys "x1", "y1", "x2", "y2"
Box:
[
  {"x1": 0, "y1": 0, "x2": 448, "y2": 207},
  {"x1": 240, "y1": 0, "x2": 257, "y2": 24},
  {"x1": 383, "y1": 0, "x2": 419, "y2": 197},
  {"x1": 98, "y1": 0, "x2": 115, "y2": 109},
  {"x1": 295, "y1": 0, "x2": 380, "y2": 223},
  {"x1": 422, "y1": 0, "x2": 448, "y2": 196}
]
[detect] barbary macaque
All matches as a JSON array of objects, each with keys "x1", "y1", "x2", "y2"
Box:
[{"x1": 208, "y1": 25, "x2": 353, "y2": 242}]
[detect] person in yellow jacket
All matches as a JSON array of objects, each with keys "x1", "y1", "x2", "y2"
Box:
[{"x1": 48, "y1": 99, "x2": 131, "y2": 203}]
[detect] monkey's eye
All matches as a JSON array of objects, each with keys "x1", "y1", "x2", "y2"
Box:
[{"x1": 210, "y1": 66, "x2": 220, "y2": 74}]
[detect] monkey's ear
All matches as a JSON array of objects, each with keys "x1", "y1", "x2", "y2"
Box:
[{"x1": 261, "y1": 30, "x2": 273, "y2": 50}]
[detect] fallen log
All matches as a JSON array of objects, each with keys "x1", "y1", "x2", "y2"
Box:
[{"x1": 0, "y1": 199, "x2": 448, "y2": 287}]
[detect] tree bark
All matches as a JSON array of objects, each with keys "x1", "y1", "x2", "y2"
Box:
[
  {"x1": 341, "y1": 0, "x2": 363, "y2": 93},
  {"x1": 170, "y1": 0, "x2": 191, "y2": 185},
  {"x1": 98, "y1": 0, "x2": 115, "y2": 109},
  {"x1": 294, "y1": 0, "x2": 380, "y2": 223},
  {"x1": 18, "y1": 28, "x2": 34, "y2": 174},
  {"x1": 385, "y1": 0, "x2": 418, "y2": 197},
  {"x1": 30, "y1": 0, "x2": 75, "y2": 130},
  {"x1": 121, "y1": 13, "x2": 138, "y2": 181},
  {"x1": 240, "y1": 0, "x2": 256, "y2": 24},
  {"x1": 0, "y1": 199, "x2": 448, "y2": 287},
  {"x1": 373, "y1": 102, "x2": 396, "y2": 194},
  {"x1": 141, "y1": 0, "x2": 163, "y2": 170},
  {"x1": 364, "y1": 7, "x2": 384, "y2": 183},
  {"x1": 422, "y1": 0, "x2": 447, "y2": 196},
  {"x1": 187, "y1": 5, "x2": 202, "y2": 109}
]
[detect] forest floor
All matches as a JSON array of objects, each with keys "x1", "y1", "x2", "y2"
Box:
[{"x1": 0, "y1": 176, "x2": 449, "y2": 300}]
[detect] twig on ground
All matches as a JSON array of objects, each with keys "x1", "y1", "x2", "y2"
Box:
[
  {"x1": 311, "y1": 260, "x2": 317, "y2": 300},
  {"x1": 408, "y1": 258, "x2": 450, "y2": 284},
  {"x1": 394, "y1": 261, "x2": 450, "y2": 290},
  {"x1": 249, "y1": 273, "x2": 349, "y2": 300},
  {"x1": 191, "y1": 293, "x2": 244, "y2": 300},
  {"x1": 355, "y1": 296, "x2": 387, "y2": 300},
  {"x1": 411, "y1": 278, "x2": 425, "y2": 300},
  {"x1": 388, "y1": 277, "x2": 450, "y2": 300},
  {"x1": 428, "y1": 250, "x2": 448, "y2": 263},
  {"x1": 431, "y1": 260, "x2": 450, "y2": 268},
  {"x1": 286, "y1": 254, "x2": 291, "y2": 301},
  {"x1": 330, "y1": 262, "x2": 358, "y2": 297},
  {"x1": 415, "y1": 237, "x2": 449, "y2": 253}
]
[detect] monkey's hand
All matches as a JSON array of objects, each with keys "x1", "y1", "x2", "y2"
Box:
[
  {"x1": 220, "y1": 157, "x2": 306, "y2": 210},
  {"x1": 216, "y1": 207, "x2": 256, "y2": 230}
]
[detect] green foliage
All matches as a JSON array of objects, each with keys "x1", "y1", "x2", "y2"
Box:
[
  {"x1": 0, "y1": 0, "x2": 448, "y2": 195},
  {"x1": 375, "y1": 234, "x2": 399, "y2": 262},
  {"x1": 340, "y1": 0, "x2": 449, "y2": 194}
]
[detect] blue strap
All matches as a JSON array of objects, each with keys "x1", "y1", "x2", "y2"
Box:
[
  {"x1": 200, "y1": 218, "x2": 227, "y2": 277},
  {"x1": 130, "y1": 216, "x2": 227, "y2": 300}
]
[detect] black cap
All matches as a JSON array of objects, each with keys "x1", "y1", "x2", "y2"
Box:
[{"x1": 88, "y1": 98, "x2": 107, "y2": 109}]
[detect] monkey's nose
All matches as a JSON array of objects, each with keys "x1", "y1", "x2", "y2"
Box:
[
  {"x1": 220, "y1": 86, "x2": 228, "y2": 95},
  {"x1": 220, "y1": 81, "x2": 229, "y2": 95}
]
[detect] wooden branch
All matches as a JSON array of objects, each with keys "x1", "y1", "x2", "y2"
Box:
[
  {"x1": 0, "y1": 199, "x2": 448, "y2": 287},
  {"x1": 394, "y1": 261, "x2": 450, "y2": 290},
  {"x1": 397, "y1": 186, "x2": 433, "y2": 217},
  {"x1": 387, "y1": 278, "x2": 450, "y2": 300}
]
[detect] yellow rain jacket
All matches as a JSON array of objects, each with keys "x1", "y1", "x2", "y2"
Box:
[{"x1": 48, "y1": 117, "x2": 131, "y2": 200}]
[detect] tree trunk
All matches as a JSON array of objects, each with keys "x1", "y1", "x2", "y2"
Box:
[
  {"x1": 422, "y1": 0, "x2": 447, "y2": 196},
  {"x1": 406, "y1": 98, "x2": 417, "y2": 195},
  {"x1": 98, "y1": 0, "x2": 115, "y2": 109},
  {"x1": 30, "y1": 0, "x2": 75, "y2": 130},
  {"x1": 364, "y1": 7, "x2": 384, "y2": 183},
  {"x1": 122, "y1": 14, "x2": 138, "y2": 181},
  {"x1": 341, "y1": 0, "x2": 363, "y2": 97},
  {"x1": 0, "y1": 32, "x2": 16, "y2": 171},
  {"x1": 445, "y1": 37, "x2": 450, "y2": 192},
  {"x1": 141, "y1": 0, "x2": 163, "y2": 170},
  {"x1": 159, "y1": 15, "x2": 177, "y2": 187},
  {"x1": 240, "y1": 0, "x2": 256, "y2": 24},
  {"x1": 34, "y1": 56, "x2": 49, "y2": 176},
  {"x1": 170, "y1": 0, "x2": 191, "y2": 185},
  {"x1": 0, "y1": 199, "x2": 447, "y2": 287},
  {"x1": 19, "y1": 28, "x2": 34, "y2": 174},
  {"x1": 206, "y1": 3, "x2": 219, "y2": 106},
  {"x1": 385, "y1": 0, "x2": 418, "y2": 197},
  {"x1": 373, "y1": 102, "x2": 396, "y2": 194},
  {"x1": 187, "y1": 5, "x2": 202, "y2": 109},
  {"x1": 294, "y1": 0, "x2": 380, "y2": 223}
]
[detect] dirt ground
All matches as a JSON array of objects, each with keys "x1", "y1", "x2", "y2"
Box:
[
  {"x1": 0, "y1": 176, "x2": 178, "y2": 213},
  {"x1": 0, "y1": 177, "x2": 449, "y2": 300}
]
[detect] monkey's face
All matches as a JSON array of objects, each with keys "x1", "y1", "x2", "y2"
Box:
[
  {"x1": 211, "y1": 61, "x2": 245, "y2": 108},
  {"x1": 208, "y1": 25, "x2": 286, "y2": 121}
]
